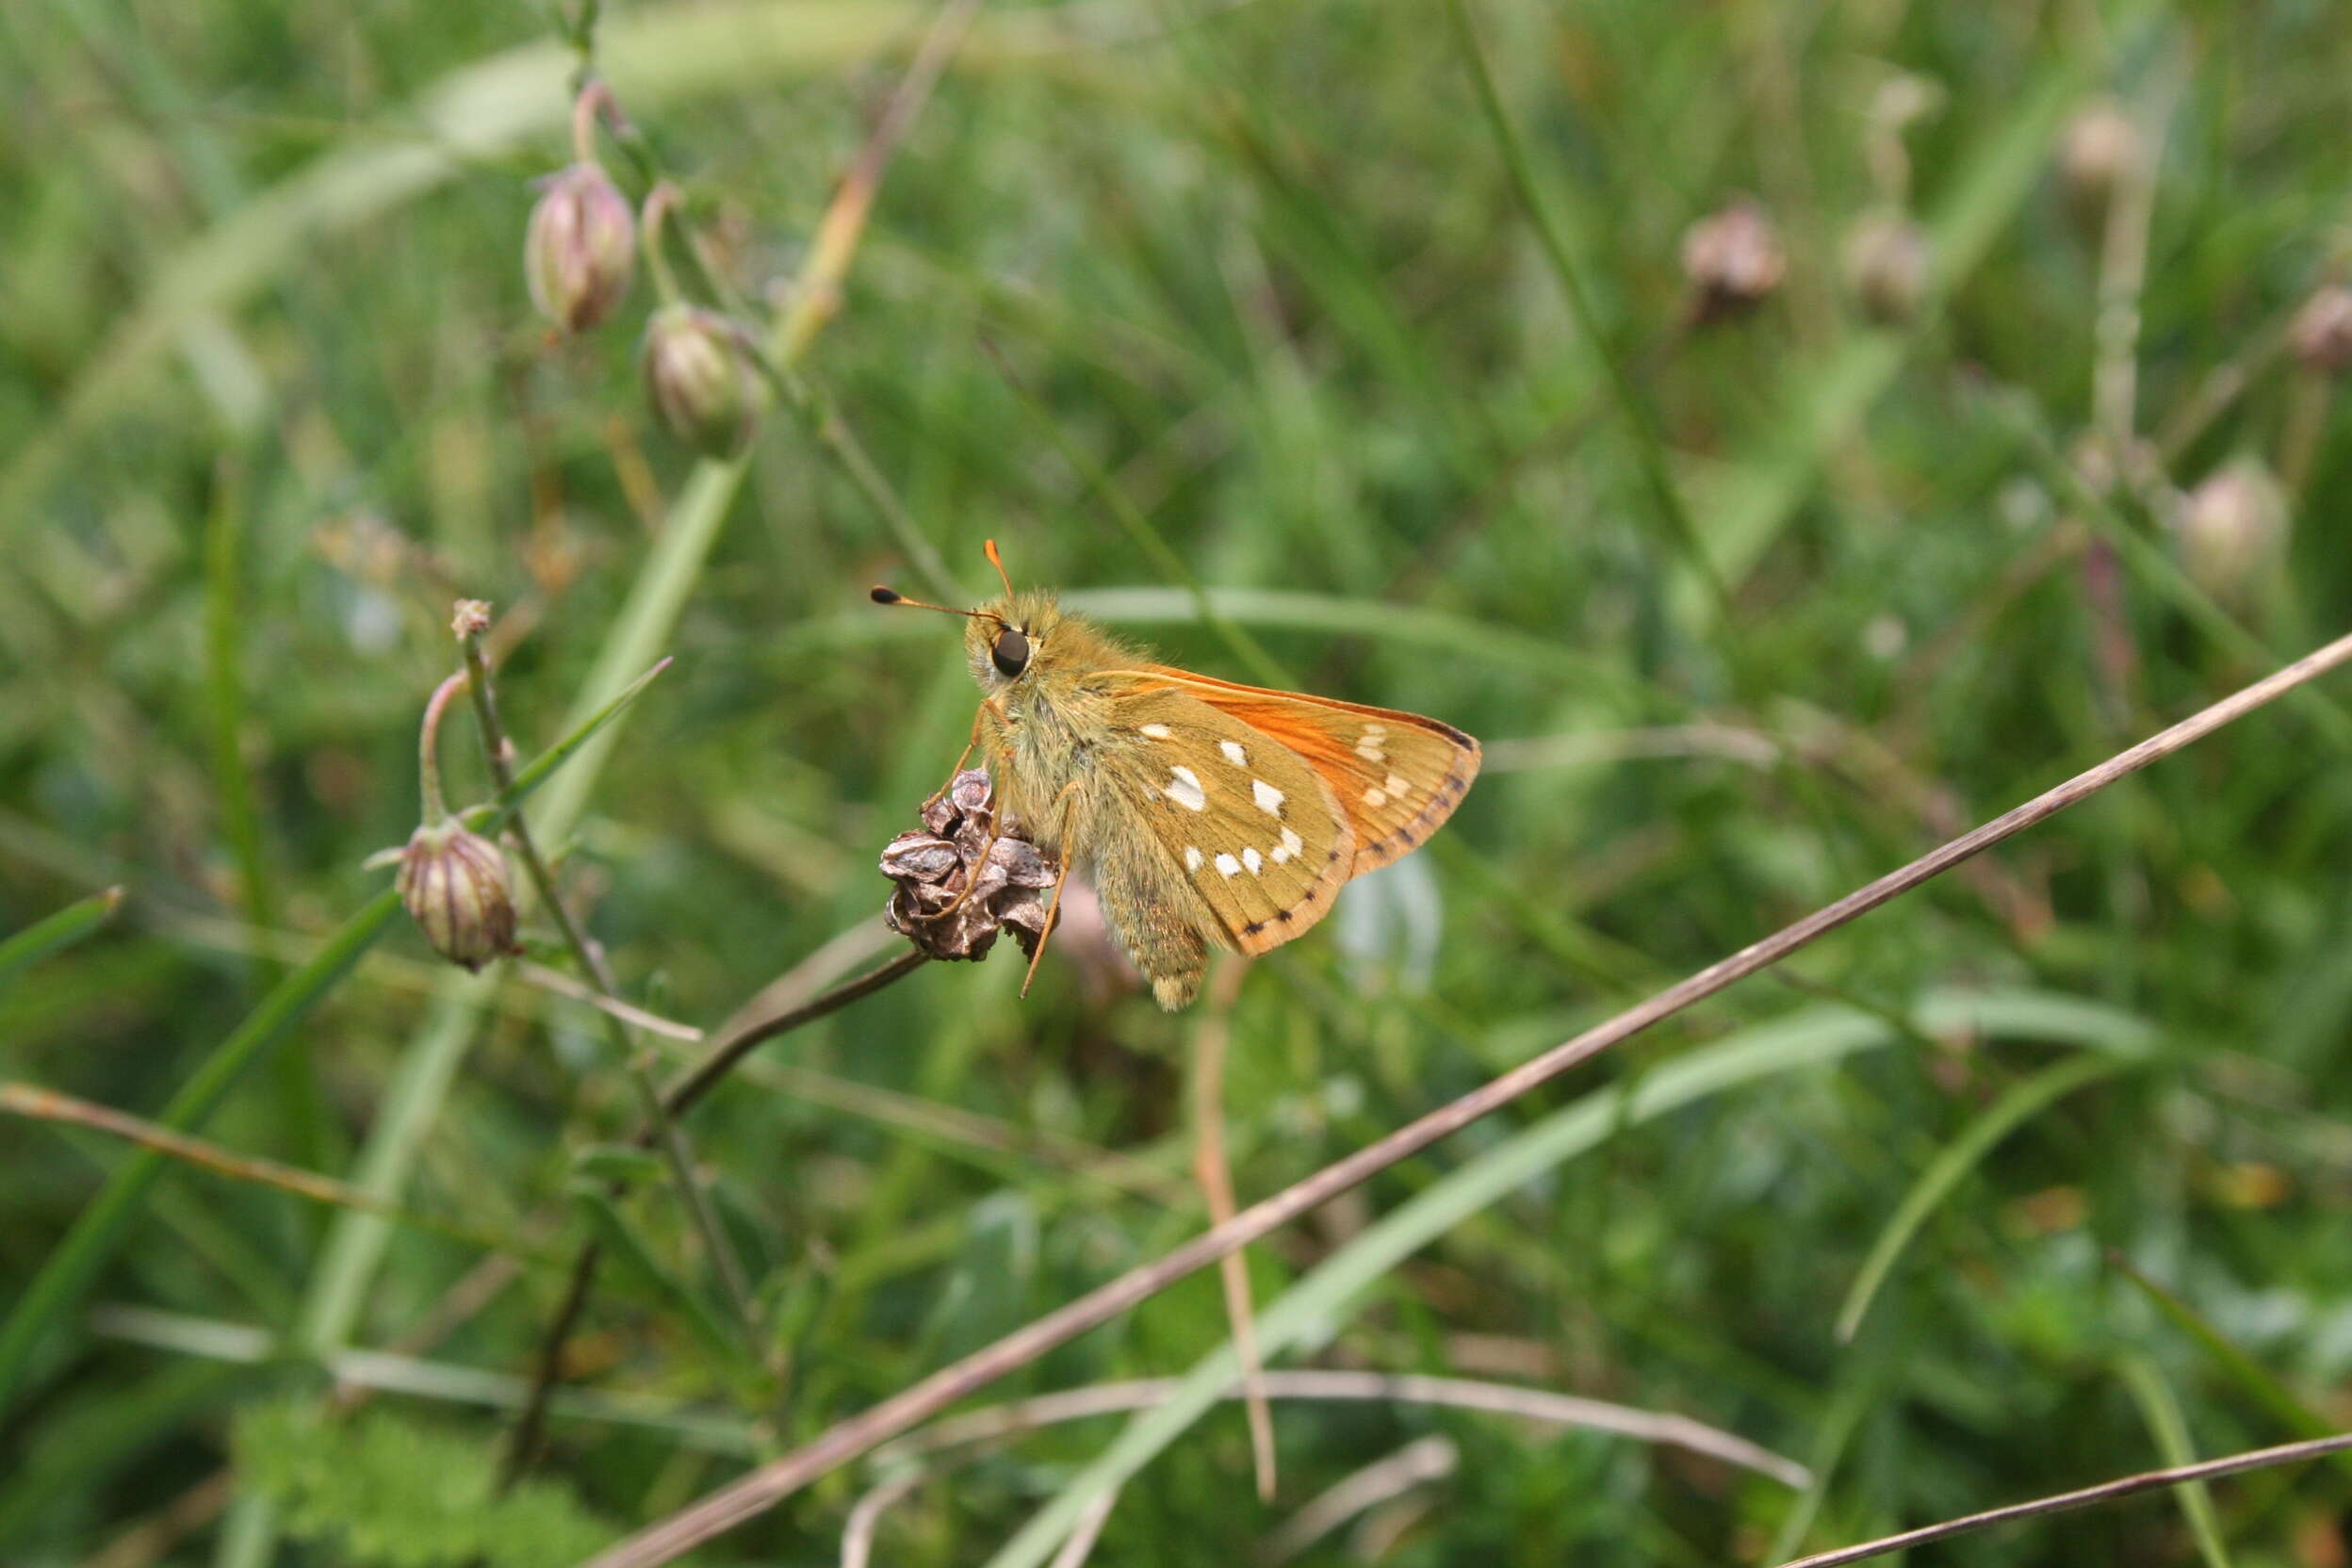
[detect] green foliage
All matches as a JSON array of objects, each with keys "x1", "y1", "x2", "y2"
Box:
[
  {"x1": 6, "y1": 0, "x2": 2352, "y2": 1564},
  {"x1": 232, "y1": 1398, "x2": 612, "y2": 1568}
]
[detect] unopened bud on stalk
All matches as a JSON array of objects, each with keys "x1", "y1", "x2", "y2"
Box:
[
  {"x1": 2172, "y1": 459, "x2": 2287, "y2": 602},
  {"x1": 1843, "y1": 212, "x2": 1931, "y2": 325},
  {"x1": 642, "y1": 304, "x2": 757, "y2": 458},
  {"x1": 397, "y1": 821, "x2": 520, "y2": 972},
  {"x1": 2289, "y1": 286, "x2": 2352, "y2": 377},
  {"x1": 2061, "y1": 101, "x2": 2143, "y2": 222},
  {"x1": 525, "y1": 163, "x2": 636, "y2": 333},
  {"x1": 1680, "y1": 198, "x2": 1785, "y2": 324}
]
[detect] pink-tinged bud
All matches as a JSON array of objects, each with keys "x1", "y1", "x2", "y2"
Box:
[
  {"x1": 641, "y1": 304, "x2": 757, "y2": 459},
  {"x1": 1680, "y1": 198, "x2": 1785, "y2": 324},
  {"x1": 525, "y1": 163, "x2": 636, "y2": 333},
  {"x1": 397, "y1": 821, "x2": 520, "y2": 972},
  {"x1": 1843, "y1": 213, "x2": 1931, "y2": 325},
  {"x1": 2172, "y1": 460, "x2": 2287, "y2": 603},
  {"x1": 2289, "y1": 286, "x2": 2352, "y2": 377}
]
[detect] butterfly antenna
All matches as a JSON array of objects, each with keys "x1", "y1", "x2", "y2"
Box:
[
  {"x1": 983, "y1": 538, "x2": 1016, "y2": 599},
  {"x1": 870, "y1": 585, "x2": 981, "y2": 619}
]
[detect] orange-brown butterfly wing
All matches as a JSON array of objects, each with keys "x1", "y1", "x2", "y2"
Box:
[
  {"x1": 1100, "y1": 679, "x2": 1356, "y2": 956},
  {"x1": 1127, "y1": 667, "x2": 1480, "y2": 874}
]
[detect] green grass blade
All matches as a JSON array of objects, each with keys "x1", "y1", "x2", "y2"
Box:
[
  {"x1": 0, "y1": 889, "x2": 401, "y2": 1414},
  {"x1": 1834, "y1": 1052, "x2": 2133, "y2": 1343},
  {"x1": 291, "y1": 982, "x2": 497, "y2": 1358},
  {"x1": 0, "y1": 660, "x2": 668, "y2": 1416},
  {"x1": 568, "y1": 1186, "x2": 747, "y2": 1371},
  {"x1": 2117, "y1": 1353, "x2": 2237, "y2": 1568},
  {"x1": 2109, "y1": 1253, "x2": 2342, "y2": 1446},
  {"x1": 1446, "y1": 0, "x2": 1723, "y2": 613},
  {"x1": 0, "y1": 888, "x2": 124, "y2": 988},
  {"x1": 983, "y1": 988, "x2": 2156, "y2": 1568}
]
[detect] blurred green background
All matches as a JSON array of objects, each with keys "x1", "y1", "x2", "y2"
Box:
[{"x1": 6, "y1": 0, "x2": 2352, "y2": 1563}]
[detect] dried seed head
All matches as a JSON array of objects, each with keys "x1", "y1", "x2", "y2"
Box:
[
  {"x1": 397, "y1": 821, "x2": 520, "y2": 972},
  {"x1": 2171, "y1": 459, "x2": 2287, "y2": 602},
  {"x1": 880, "y1": 770, "x2": 1059, "y2": 963},
  {"x1": 642, "y1": 304, "x2": 758, "y2": 459},
  {"x1": 2061, "y1": 101, "x2": 2143, "y2": 220},
  {"x1": 1680, "y1": 198, "x2": 1785, "y2": 323},
  {"x1": 525, "y1": 162, "x2": 636, "y2": 333},
  {"x1": 2289, "y1": 286, "x2": 2352, "y2": 377},
  {"x1": 1843, "y1": 212, "x2": 1932, "y2": 325}
]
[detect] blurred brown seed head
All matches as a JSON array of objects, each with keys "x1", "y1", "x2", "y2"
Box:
[
  {"x1": 398, "y1": 821, "x2": 520, "y2": 972},
  {"x1": 2061, "y1": 101, "x2": 2144, "y2": 220},
  {"x1": 1843, "y1": 212, "x2": 1932, "y2": 325},
  {"x1": 881, "y1": 770, "x2": 1059, "y2": 963},
  {"x1": 642, "y1": 304, "x2": 758, "y2": 459},
  {"x1": 2289, "y1": 286, "x2": 2352, "y2": 376},
  {"x1": 525, "y1": 163, "x2": 636, "y2": 333},
  {"x1": 2172, "y1": 459, "x2": 2288, "y2": 602},
  {"x1": 1680, "y1": 198, "x2": 1785, "y2": 323}
]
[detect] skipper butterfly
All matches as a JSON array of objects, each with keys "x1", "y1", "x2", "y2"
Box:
[{"x1": 874, "y1": 543, "x2": 1480, "y2": 1008}]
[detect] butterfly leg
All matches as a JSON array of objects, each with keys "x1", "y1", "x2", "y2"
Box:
[
  {"x1": 929, "y1": 697, "x2": 1003, "y2": 805},
  {"x1": 1011, "y1": 776, "x2": 1085, "y2": 995},
  {"x1": 1018, "y1": 856, "x2": 1071, "y2": 998}
]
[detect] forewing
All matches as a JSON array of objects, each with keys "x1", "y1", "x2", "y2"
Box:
[
  {"x1": 1132, "y1": 667, "x2": 1479, "y2": 874},
  {"x1": 1105, "y1": 683, "x2": 1356, "y2": 956}
]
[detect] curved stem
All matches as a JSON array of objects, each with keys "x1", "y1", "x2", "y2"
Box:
[
  {"x1": 639, "y1": 180, "x2": 684, "y2": 305},
  {"x1": 570, "y1": 77, "x2": 616, "y2": 167},
  {"x1": 416, "y1": 672, "x2": 469, "y2": 825}
]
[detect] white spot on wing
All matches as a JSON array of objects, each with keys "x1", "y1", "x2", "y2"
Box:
[
  {"x1": 1184, "y1": 845, "x2": 1203, "y2": 872},
  {"x1": 1385, "y1": 774, "x2": 1410, "y2": 797},
  {"x1": 1219, "y1": 740, "x2": 1248, "y2": 766},
  {"x1": 1272, "y1": 826, "x2": 1304, "y2": 864},
  {"x1": 1251, "y1": 778, "x2": 1285, "y2": 816},
  {"x1": 1355, "y1": 742, "x2": 1386, "y2": 761},
  {"x1": 1242, "y1": 847, "x2": 1263, "y2": 874},
  {"x1": 1140, "y1": 724, "x2": 1172, "y2": 740},
  {"x1": 1215, "y1": 852, "x2": 1242, "y2": 877},
  {"x1": 1364, "y1": 786, "x2": 1388, "y2": 808},
  {"x1": 1165, "y1": 765, "x2": 1207, "y2": 812}
]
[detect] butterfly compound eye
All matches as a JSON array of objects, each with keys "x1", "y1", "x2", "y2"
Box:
[{"x1": 990, "y1": 626, "x2": 1031, "y2": 678}]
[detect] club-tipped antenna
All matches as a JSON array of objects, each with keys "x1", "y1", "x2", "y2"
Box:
[
  {"x1": 870, "y1": 585, "x2": 981, "y2": 618},
  {"x1": 983, "y1": 538, "x2": 1016, "y2": 599}
]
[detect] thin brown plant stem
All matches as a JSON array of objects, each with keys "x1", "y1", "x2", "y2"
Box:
[
  {"x1": 502, "y1": 1235, "x2": 607, "y2": 1486},
  {"x1": 839, "y1": 1367, "x2": 1802, "y2": 1564},
  {"x1": 660, "y1": 950, "x2": 931, "y2": 1124},
  {"x1": 3, "y1": 1083, "x2": 383, "y2": 1216},
  {"x1": 1188, "y1": 956, "x2": 1275, "y2": 1501},
  {"x1": 456, "y1": 624, "x2": 755, "y2": 1324},
  {"x1": 579, "y1": 630, "x2": 2352, "y2": 1568},
  {"x1": 75, "y1": 1468, "x2": 235, "y2": 1568},
  {"x1": 1775, "y1": 1431, "x2": 2352, "y2": 1568},
  {"x1": 1262, "y1": 1433, "x2": 1456, "y2": 1566},
  {"x1": 839, "y1": 1469, "x2": 924, "y2": 1568},
  {"x1": 502, "y1": 947, "x2": 934, "y2": 1486},
  {"x1": 874, "y1": 1370, "x2": 1808, "y2": 1486},
  {"x1": 1044, "y1": 1488, "x2": 1116, "y2": 1568},
  {"x1": 0, "y1": 1083, "x2": 550, "y2": 1261},
  {"x1": 773, "y1": 0, "x2": 984, "y2": 366}
]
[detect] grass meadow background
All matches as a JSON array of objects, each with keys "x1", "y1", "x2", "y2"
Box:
[{"x1": 7, "y1": 0, "x2": 2352, "y2": 1563}]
